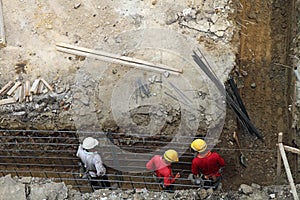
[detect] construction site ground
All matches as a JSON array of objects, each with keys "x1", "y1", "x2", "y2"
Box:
[{"x1": 0, "y1": 0, "x2": 298, "y2": 194}]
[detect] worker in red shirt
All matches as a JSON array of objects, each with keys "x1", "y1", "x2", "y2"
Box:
[
  {"x1": 146, "y1": 149, "x2": 180, "y2": 191},
  {"x1": 188, "y1": 139, "x2": 225, "y2": 189}
]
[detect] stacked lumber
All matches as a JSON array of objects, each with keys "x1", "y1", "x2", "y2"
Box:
[{"x1": 0, "y1": 78, "x2": 53, "y2": 105}]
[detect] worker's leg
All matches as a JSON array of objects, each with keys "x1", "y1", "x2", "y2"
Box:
[
  {"x1": 90, "y1": 177, "x2": 102, "y2": 191},
  {"x1": 163, "y1": 185, "x2": 175, "y2": 193},
  {"x1": 99, "y1": 175, "x2": 111, "y2": 188}
]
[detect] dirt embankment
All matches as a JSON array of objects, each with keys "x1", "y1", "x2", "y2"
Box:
[{"x1": 218, "y1": 0, "x2": 296, "y2": 190}]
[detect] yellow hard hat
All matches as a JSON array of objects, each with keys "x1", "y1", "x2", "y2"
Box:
[
  {"x1": 190, "y1": 139, "x2": 207, "y2": 152},
  {"x1": 163, "y1": 149, "x2": 179, "y2": 162}
]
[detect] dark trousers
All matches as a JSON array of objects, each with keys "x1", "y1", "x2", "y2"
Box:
[
  {"x1": 203, "y1": 176, "x2": 221, "y2": 189},
  {"x1": 90, "y1": 175, "x2": 111, "y2": 191},
  {"x1": 154, "y1": 175, "x2": 175, "y2": 192}
]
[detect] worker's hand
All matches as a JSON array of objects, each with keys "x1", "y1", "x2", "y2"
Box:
[
  {"x1": 97, "y1": 171, "x2": 106, "y2": 176},
  {"x1": 175, "y1": 172, "x2": 180, "y2": 179}
]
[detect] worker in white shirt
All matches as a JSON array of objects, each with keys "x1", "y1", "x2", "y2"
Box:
[{"x1": 76, "y1": 137, "x2": 111, "y2": 191}]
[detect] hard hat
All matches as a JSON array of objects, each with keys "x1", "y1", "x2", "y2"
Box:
[
  {"x1": 82, "y1": 137, "x2": 99, "y2": 150},
  {"x1": 190, "y1": 139, "x2": 207, "y2": 152},
  {"x1": 163, "y1": 149, "x2": 179, "y2": 162}
]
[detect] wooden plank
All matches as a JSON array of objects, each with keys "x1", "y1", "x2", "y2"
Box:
[
  {"x1": 0, "y1": 80, "x2": 13, "y2": 96},
  {"x1": 18, "y1": 84, "x2": 25, "y2": 103},
  {"x1": 56, "y1": 46, "x2": 180, "y2": 76},
  {"x1": 279, "y1": 143, "x2": 299, "y2": 200},
  {"x1": 0, "y1": 98, "x2": 15, "y2": 105},
  {"x1": 283, "y1": 145, "x2": 300, "y2": 155},
  {"x1": 56, "y1": 43, "x2": 182, "y2": 75},
  {"x1": 40, "y1": 78, "x2": 53, "y2": 91},
  {"x1": 13, "y1": 86, "x2": 20, "y2": 101},
  {"x1": 25, "y1": 80, "x2": 30, "y2": 97},
  {"x1": 0, "y1": 0, "x2": 5, "y2": 47},
  {"x1": 276, "y1": 132, "x2": 283, "y2": 184},
  {"x1": 56, "y1": 42, "x2": 183, "y2": 73},
  {"x1": 6, "y1": 81, "x2": 21, "y2": 96},
  {"x1": 37, "y1": 81, "x2": 44, "y2": 94},
  {"x1": 30, "y1": 79, "x2": 40, "y2": 94}
]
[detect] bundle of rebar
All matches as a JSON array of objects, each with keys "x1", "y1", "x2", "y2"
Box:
[{"x1": 192, "y1": 49, "x2": 263, "y2": 140}]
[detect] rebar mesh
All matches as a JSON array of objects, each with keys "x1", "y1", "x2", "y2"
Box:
[{"x1": 0, "y1": 129, "x2": 277, "y2": 193}]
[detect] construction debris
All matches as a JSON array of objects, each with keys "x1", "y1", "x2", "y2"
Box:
[
  {"x1": 0, "y1": 78, "x2": 53, "y2": 105},
  {"x1": 25, "y1": 80, "x2": 30, "y2": 97},
  {"x1": 30, "y1": 79, "x2": 41, "y2": 94},
  {"x1": 0, "y1": 81, "x2": 13, "y2": 96},
  {"x1": 73, "y1": 3, "x2": 81, "y2": 9},
  {"x1": 0, "y1": 0, "x2": 5, "y2": 47},
  {"x1": 41, "y1": 78, "x2": 53, "y2": 91},
  {"x1": 0, "y1": 98, "x2": 15, "y2": 106},
  {"x1": 7, "y1": 81, "x2": 22, "y2": 96}
]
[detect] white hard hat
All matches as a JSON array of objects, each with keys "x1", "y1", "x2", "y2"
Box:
[{"x1": 82, "y1": 137, "x2": 99, "y2": 149}]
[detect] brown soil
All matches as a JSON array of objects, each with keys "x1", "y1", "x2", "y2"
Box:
[{"x1": 219, "y1": 0, "x2": 296, "y2": 190}]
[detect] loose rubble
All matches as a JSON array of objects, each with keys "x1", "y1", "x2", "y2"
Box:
[{"x1": 0, "y1": 174, "x2": 299, "y2": 200}]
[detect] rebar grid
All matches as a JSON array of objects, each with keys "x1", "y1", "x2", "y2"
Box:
[{"x1": 0, "y1": 129, "x2": 277, "y2": 192}]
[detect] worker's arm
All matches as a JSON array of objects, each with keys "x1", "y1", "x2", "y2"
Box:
[
  {"x1": 146, "y1": 157, "x2": 154, "y2": 171},
  {"x1": 94, "y1": 154, "x2": 106, "y2": 176},
  {"x1": 76, "y1": 144, "x2": 83, "y2": 157},
  {"x1": 163, "y1": 169, "x2": 180, "y2": 186}
]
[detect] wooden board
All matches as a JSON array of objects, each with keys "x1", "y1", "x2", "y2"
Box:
[
  {"x1": 7, "y1": 81, "x2": 21, "y2": 96},
  {"x1": 40, "y1": 78, "x2": 53, "y2": 91},
  {"x1": 0, "y1": 98, "x2": 15, "y2": 105},
  {"x1": 0, "y1": 81, "x2": 13, "y2": 96},
  {"x1": 30, "y1": 79, "x2": 40, "y2": 94},
  {"x1": 25, "y1": 80, "x2": 30, "y2": 96}
]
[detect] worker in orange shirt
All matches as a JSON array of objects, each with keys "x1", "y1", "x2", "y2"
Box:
[
  {"x1": 146, "y1": 149, "x2": 180, "y2": 192},
  {"x1": 188, "y1": 139, "x2": 225, "y2": 189}
]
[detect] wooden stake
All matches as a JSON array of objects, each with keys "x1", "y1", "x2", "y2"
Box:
[
  {"x1": 278, "y1": 142, "x2": 299, "y2": 200},
  {"x1": 37, "y1": 81, "x2": 44, "y2": 94},
  {"x1": 56, "y1": 43, "x2": 182, "y2": 75},
  {"x1": 29, "y1": 94, "x2": 33, "y2": 102},
  {"x1": 283, "y1": 145, "x2": 300, "y2": 155},
  {"x1": 7, "y1": 81, "x2": 21, "y2": 96},
  {"x1": 276, "y1": 132, "x2": 283, "y2": 184},
  {"x1": 25, "y1": 80, "x2": 30, "y2": 97},
  {"x1": 0, "y1": 98, "x2": 15, "y2": 105},
  {"x1": 18, "y1": 84, "x2": 25, "y2": 103},
  {"x1": 0, "y1": 0, "x2": 6, "y2": 47},
  {"x1": 40, "y1": 78, "x2": 53, "y2": 91},
  {"x1": 30, "y1": 79, "x2": 40, "y2": 94},
  {"x1": 0, "y1": 81, "x2": 13, "y2": 96},
  {"x1": 13, "y1": 86, "x2": 20, "y2": 102}
]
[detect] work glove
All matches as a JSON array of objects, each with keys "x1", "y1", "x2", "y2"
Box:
[
  {"x1": 97, "y1": 167, "x2": 106, "y2": 176},
  {"x1": 97, "y1": 171, "x2": 105, "y2": 176}
]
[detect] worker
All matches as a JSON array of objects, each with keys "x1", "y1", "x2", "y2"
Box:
[
  {"x1": 76, "y1": 137, "x2": 111, "y2": 191},
  {"x1": 146, "y1": 149, "x2": 180, "y2": 192},
  {"x1": 188, "y1": 139, "x2": 225, "y2": 189}
]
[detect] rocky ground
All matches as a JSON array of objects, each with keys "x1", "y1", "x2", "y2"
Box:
[{"x1": 0, "y1": 174, "x2": 299, "y2": 200}]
